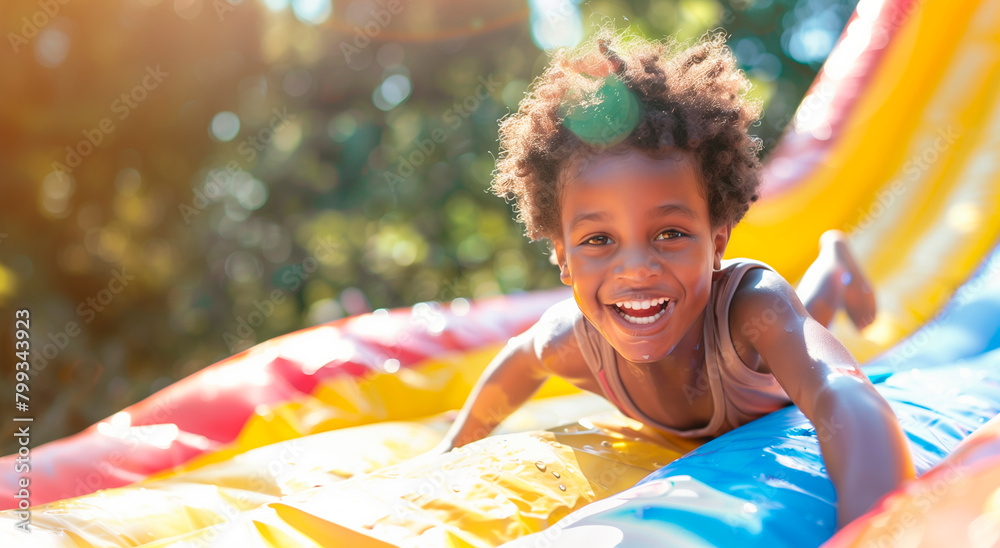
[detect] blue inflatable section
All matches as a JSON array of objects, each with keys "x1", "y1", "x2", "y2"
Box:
[{"x1": 505, "y1": 245, "x2": 1000, "y2": 548}]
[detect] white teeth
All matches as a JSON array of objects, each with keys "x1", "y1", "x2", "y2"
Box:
[
  {"x1": 614, "y1": 297, "x2": 667, "y2": 310},
  {"x1": 614, "y1": 300, "x2": 672, "y2": 325}
]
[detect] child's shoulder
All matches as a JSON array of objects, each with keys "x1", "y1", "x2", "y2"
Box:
[
  {"x1": 727, "y1": 259, "x2": 799, "y2": 316},
  {"x1": 726, "y1": 259, "x2": 797, "y2": 307},
  {"x1": 718, "y1": 258, "x2": 793, "y2": 318},
  {"x1": 530, "y1": 297, "x2": 587, "y2": 376},
  {"x1": 726, "y1": 261, "x2": 804, "y2": 365}
]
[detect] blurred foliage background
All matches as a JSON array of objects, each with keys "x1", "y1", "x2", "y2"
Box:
[{"x1": 0, "y1": 0, "x2": 858, "y2": 454}]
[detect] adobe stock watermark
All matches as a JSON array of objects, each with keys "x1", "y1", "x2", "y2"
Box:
[
  {"x1": 383, "y1": 74, "x2": 501, "y2": 193},
  {"x1": 7, "y1": 0, "x2": 69, "y2": 53},
  {"x1": 222, "y1": 236, "x2": 339, "y2": 353},
  {"x1": 340, "y1": 0, "x2": 414, "y2": 64},
  {"x1": 179, "y1": 106, "x2": 295, "y2": 224},
  {"x1": 50, "y1": 65, "x2": 169, "y2": 176},
  {"x1": 870, "y1": 0, "x2": 926, "y2": 49},
  {"x1": 845, "y1": 126, "x2": 960, "y2": 234}
]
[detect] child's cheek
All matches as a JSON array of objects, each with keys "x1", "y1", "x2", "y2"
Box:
[{"x1": 572, "y1": 286, "x2": 584, "y2": 309}]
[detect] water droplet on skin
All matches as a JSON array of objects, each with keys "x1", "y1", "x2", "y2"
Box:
[
  {"x1": 558, "y1": 484, "x2": 566, "y2": 491},
  {"x1": 535, "y1": 461, "x2": 547, "y2": 472},
  {"x1": 552, "y1": 471, "x2": 560, "y2": 478},
  {"x1": 600, "y1": 440, "x2": 612, "y2": 447},
  {"x1": 567, "y1": 466, "x2": 576, "y2": 474},
  {"x1": 451, "y1": 484, "x2": 461, "y2": 492},
  {"x1": 583, "y1": 445, "x2": 594, "y2": 451}
]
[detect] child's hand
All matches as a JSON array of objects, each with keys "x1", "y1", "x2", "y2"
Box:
[{"x1": 408, "y1": 441, "x2": 455, "y2": 469}]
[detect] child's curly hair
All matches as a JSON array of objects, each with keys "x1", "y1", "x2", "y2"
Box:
[{"x1": 490, "y1": 26, "x2": 763, "y2": 253}]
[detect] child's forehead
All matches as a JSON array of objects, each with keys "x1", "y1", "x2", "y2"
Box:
[
  {"x1": 556, "y1": 146, "x2": 711, "y2": 218},
  {"x1": 558, "y1": 146, "x2": 698, "y2": 186}
]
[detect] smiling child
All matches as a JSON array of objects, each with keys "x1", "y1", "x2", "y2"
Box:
[{"x1": 434, "y1": 28, "x2": 915, "y2": 528}]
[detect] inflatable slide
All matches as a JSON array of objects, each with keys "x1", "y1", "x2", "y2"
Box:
[{"x1": 2, "y1": 0, "x2": 999, "y2": 545}]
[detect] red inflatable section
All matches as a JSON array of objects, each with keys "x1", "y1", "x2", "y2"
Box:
[{"x1": 0, "y1": 288, "x2": 572, "y2": 510}]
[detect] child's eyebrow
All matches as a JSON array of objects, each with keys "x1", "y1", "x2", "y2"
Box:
[
  {"x1": 570, "y1": 211, "x2": 610, "y2": 230},
  {"x1": 650, "y1": 203, "x2": 698, "y2": 220},
  {"x1": 570, "y1": 203, "x2": 697, "y2": 230}
]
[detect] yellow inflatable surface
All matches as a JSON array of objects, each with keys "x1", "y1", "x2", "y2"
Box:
[{"x1": 10, "y1": 393, "x2": 705, "y2": 547}]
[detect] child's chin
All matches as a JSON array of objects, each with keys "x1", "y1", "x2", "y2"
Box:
[{"x1": 615, "y1": 343, "x2": 674, "y2": 364}]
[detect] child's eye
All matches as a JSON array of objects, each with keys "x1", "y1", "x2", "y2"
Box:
[
  {"x1": 584, "y1": 235, "x2": 610, "y2": 246},
  {"x1": 657, "y1": 230, "x2": 685, "y2": 240}
]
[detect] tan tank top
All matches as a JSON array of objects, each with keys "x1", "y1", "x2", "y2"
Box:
[{"x1": 572, "y1": 258, "x2": 792, "y2": 438}]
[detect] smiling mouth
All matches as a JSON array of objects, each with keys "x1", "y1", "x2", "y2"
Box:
[{"x1": 609, "y1": 299, "x2": 671, "y2": 325}]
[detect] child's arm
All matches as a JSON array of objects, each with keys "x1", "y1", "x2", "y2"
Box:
[
  {"x1": 730, "y1": 269, "x2": 916, "y2": 529},
  {"x1": 433, "y1": 299, "x2": 580, "y2": 452}
]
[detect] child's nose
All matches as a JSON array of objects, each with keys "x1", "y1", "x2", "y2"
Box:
[{"x1": 614, "y1": 246, "x2": 663, "y2": 280}]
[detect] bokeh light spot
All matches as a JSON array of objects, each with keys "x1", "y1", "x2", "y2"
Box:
[
  {"x1": 327, "y1": 113, "x2": 358, "y2": 143},
  {"x1": 291, "y1": 0, "x2": 331, "y2": 24},
  {"x1": 261, "y1": 0, "x2": 289, "y2": 11},
  {"x1": 41, "y1": 172, "x2": 75, "y2": 217},
  {"x1": 114, "y1": 168, "x2": 142, "y2": 195},
  {"x1": 232, "y1": 175, "x2": 269, "y2": 210},
  {"x1": 35, "y1": 27, "x2": 70, "y2": 68},
  {"x1": 450, "y1": 297, "x2": 470, "y2": 317},
  {"x1": 373, "y1": 74, "x2": 412, "y2": 111},
  {"x1": 308, "y1": 298, "x2": 344, "y2": 325},
  {"x1": 210, "y1": 111, "x2": 241, "y2": 142},
  {"x1": 225, "y1": 250, "x2": 262, "y2": 282},
  {"x1": 529, "y1": 0, "x2": 583, "y2": 50}
]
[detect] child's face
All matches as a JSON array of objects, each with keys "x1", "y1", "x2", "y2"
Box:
[{"x1": 552, "y1": 148, "x2": 731, "y2": 364}]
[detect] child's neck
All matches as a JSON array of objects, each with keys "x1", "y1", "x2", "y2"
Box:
[{"x1": 618, "y1": 307, "x2": 708, "y2": 376}]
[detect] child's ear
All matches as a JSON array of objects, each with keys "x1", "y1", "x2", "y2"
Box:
[
  {"x1": 712, "y1": 223, "x2": 733, "y2": 270},
  {"x1": 551, "y1": 240, "x2": 571, "y2": 286}
]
